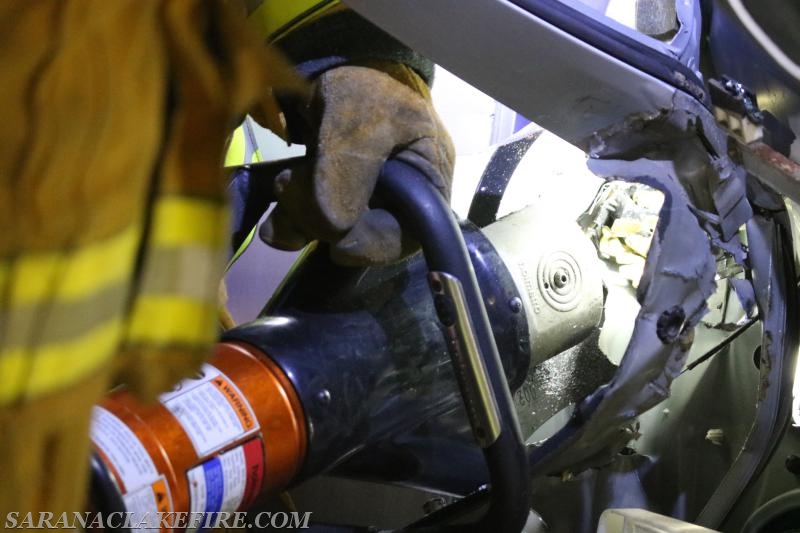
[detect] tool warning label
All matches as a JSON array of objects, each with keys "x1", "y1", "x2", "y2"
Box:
[
  {"x1": 90, "y1": 407, "x2": 173, "y2": 531},
  {"x1": 122, "y1": 476, "x2": 173, "y2": 529},
  {"x1": 186, "y1": 438, "x2": 265, "y2": 531},
  {"x1": 161, "y1": 363, "x2": 258, "y2": 457},
  {"x1": 91, "y1": 407, "x2": 159, "y2": 495}
]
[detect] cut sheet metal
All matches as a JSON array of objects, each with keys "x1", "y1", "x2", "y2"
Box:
[{"x1": 527, "y1": 90, "x2": 756, "y2": 478}]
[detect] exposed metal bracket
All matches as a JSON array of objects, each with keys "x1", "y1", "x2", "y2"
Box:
[{"x1": 739, "y1": 141, "x2": 800, "y2": 204}]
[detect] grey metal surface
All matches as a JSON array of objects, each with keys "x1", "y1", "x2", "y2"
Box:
[
  {"x1": 481, "y1": 203, "x2": 608, "y2": 437},
  {"x1": 635, "y1": 324, "x2": 762, "y2": 524},
  {"x1": 514, "y1": 329, "x2": 617, "y2": 439},
  {"x1": 483, "y1": 203, "x2": 615, "y2": 437},
  {"x1": 722, "y1": 428, "x2": 800, "y2": 531},
  {"x1": 481, "y1": 205, "x2": 605, "y2": 367},
  {"x1": 524, "y1": 323, "x2": 763, "y2": 532},
  {"x1": 696, "y1": 213, "x2": 798, "y2": 528},
  {"x1": 343, "y1": 0, "x2": 677, "y2": 150}
]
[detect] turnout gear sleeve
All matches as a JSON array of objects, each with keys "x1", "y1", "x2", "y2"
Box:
[{"x1": 0, "y1": 0, "x2": 304, "y2": 516}]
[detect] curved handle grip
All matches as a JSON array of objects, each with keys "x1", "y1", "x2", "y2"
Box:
[
  {"x1": 376, "y1": 159, "x2": 530, "y2": 533},
  {"x1": 235, "y1": 156, "x2": 531, "y2": 531}
]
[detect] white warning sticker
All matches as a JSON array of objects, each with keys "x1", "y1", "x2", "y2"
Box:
[
  {"x1": 160, "y1": 364, "x2": 258, "y2": 457},
  {"x1": 123, "y1": 476, "x2": 172, "y2": 530},
  {"x1": 91, "y1": 407, "x2": 159, "y2": 494},
  {"x1": 91, "y1": 408, "x2": 174, "y2": 532}
]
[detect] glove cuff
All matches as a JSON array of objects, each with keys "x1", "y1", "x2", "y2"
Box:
[{"x1": 346, "y1": 59, "x2": 432, "y2": 101}]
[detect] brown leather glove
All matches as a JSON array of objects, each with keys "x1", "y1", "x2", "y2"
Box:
[{"x1": 258, "y1": 62, "x2": 455, "y2": 266}]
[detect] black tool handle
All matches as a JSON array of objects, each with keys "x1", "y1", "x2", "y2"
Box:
[
  {"x1": 237, "y1": 156, "x2": 531, "y2": 531},
  {"x1": 376, "y1": 158, "x2": 530, "y2": 533}
]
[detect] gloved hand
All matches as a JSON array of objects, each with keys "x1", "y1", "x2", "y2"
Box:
[{"x1": 258, "y1": 62, "x2": 455, "y2": 266}]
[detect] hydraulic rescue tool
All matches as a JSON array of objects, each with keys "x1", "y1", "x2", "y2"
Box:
[{"x1": 90, "y1": 157, "x2": 603, "y2": 531}]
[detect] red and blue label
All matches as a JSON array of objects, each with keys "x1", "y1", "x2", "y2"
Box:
[{"x1": 187, "y1": 438, "x2": 265, "y2": 532}]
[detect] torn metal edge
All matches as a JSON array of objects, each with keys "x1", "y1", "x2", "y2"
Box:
[{"x1": 528, "y1": 90, "x2": 797, "y2": 530}]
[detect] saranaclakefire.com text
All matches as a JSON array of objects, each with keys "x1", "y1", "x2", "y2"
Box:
[{"x1": 5, "y1": 511, "x2": 312, "y2": 529}]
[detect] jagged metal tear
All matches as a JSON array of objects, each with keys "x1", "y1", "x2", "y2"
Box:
[{"x1": 528, "y1": 92, "x2": 756, "y2": 478}]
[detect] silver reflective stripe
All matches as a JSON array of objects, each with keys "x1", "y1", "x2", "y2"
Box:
[
  {"x1": 428, "y1": 271, "x2": 501, "y2": 447},
  {"x1": 0, "y1": 282, "x2": 128, "y2": 349}
]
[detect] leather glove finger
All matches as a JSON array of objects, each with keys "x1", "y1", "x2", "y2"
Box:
[
  {"x1": 259, "y1": 166, "x2": 413, "y2": 265},
  {"x1": 330, "y1": 208, "x2": 404, "y2": 266},
  {"x1": 258, "y1": 166, "x2": 325, "y2": 250},
  {"x1": 311, "y1": 65, "x2": 454, "y2": 236},
  {"x1": 397, "y1": 135, "x2": 454, "y2": 202}
]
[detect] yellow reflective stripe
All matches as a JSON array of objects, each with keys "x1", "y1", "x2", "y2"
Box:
[
  {"x1": 150, "y1": 197, "x2": 228, "y2": 248},
  {"x1": 225, "y1": 125, "x2": 247, "y2": 167},
  {"x1": 0, "y1": 318, "x2": 122, "y2": 403},
  {"x1": 126, "y1": 296, "x2": 217, "y2": 346},
  {"x1": 248, "y1": 0, "x2": 341, "y2": 42},
  {"x1": 7, "y1": 225, "x2": 139, "y2": 305}
]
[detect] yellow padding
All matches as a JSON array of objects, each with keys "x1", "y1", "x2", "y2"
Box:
[
  {"x1": 150, "y1": 197, "x2": 228, "y2": 248},
  {"x1": 0, "y1": 318, "x2": 122, "y2": 404},
  {"x1": 7, "y1": 225, "x2": 139, "y2": 305},
  {"x1": 248, "y1": 0, "x2": 340, "y2": 42},
  {"x1": 126, "y1": 296, "x2": 217, "y2": 346}
]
